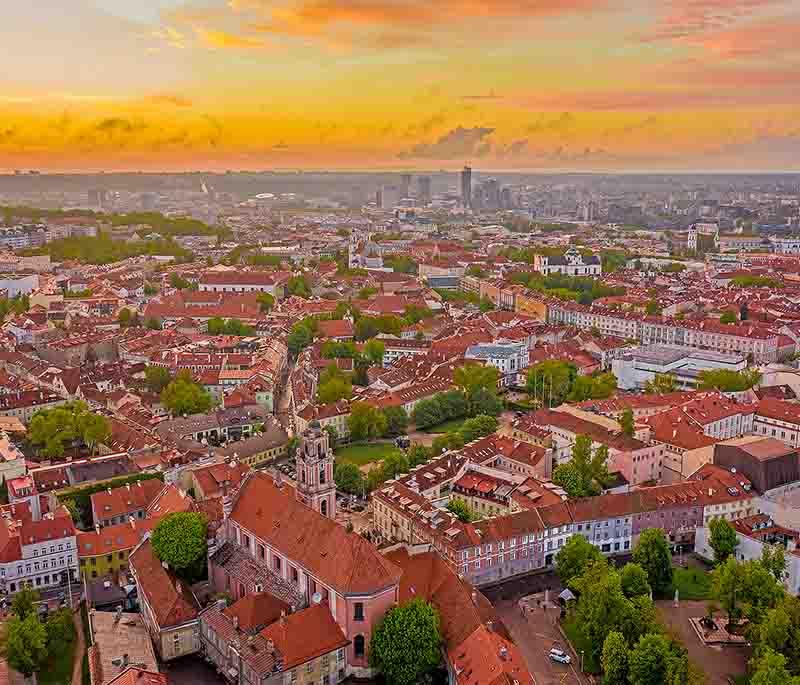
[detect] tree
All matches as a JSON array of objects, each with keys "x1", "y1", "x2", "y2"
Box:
[
  {"x1": 28, "y1": 401, "x2": 110, "y2": 458},
  {"x1": 552, "y1": 435, "x2": 610, "y2": 498},
  {"x1": 407, "y1": 444, "x2": 432, "y2": 467},
  {"x1": 620, "y1": 563, "x2": 652, "y2": 599},
  {"x1": 287, "y1": 320, "x2": 314, "y2": 356},
  {"x1": 370, "y1": 598, "x2": 441, "y2": 685},
  {"x1": 355, "y1": 316, "x2": 379, "y2": 341},
  {"x1": 317, "y1": 376, "x2": 353, "y2": 404},
  {"x1": 151, "y1": 512, "x2": 208, "y2": 582},
  {"x1": 619, "y1": 408, "x2": 635, "y2": 438},
  {"x1": 697, "y1": 368, "x2": 762, "y2": 392},
  {"x1": 720, "y1": 310, "x2": 737, "y2": 324},
  {"x1": 712, "y1": 558, "x2": 784, "y2": 627},
  {"x1": 412, "y1": 398, "x2": 444, "y2": 429},
  {"x1": 380, "y1": 452, "x2": 410, "y2": 481},
  {"x1": 334, "y1": 462, "x2": 364, "y2": 495},
  {"x1": 447, "y1": 499, "x2": 474, "y2": 523},
  {"x1": 750, "y1": 648, "x2": 800, "y2": 685},
  {"x1": 470, "y1": 387, "x2": 503, "y2": 417},
  {"x1": 762, "y1": 544, "x2": 787, "y2": 582},
  {"x1": 567, "y1": 372, "x2": 618, "y2": 402},
  {"x1": 145, "y1": 365, "x2": 172, "y2": 393},
  {"x1": 526, "y1": 360, "x2": 576, "y2": 407},
  {"x1": 78, "y1": 411, "x2": 111, "y2": 455},
  {"x1": 555, "y1": 534, "x2": 603, "y2": 587},
  {"x1": 633, "y1": 528, "x2": 673, "y2": 596},
  {"x1": 363, "y1": 339, "x2": 385, "y2": 366},
  {"x1": 459, "y1": 415, "x2": 498, "y2": 443},
  {"x1": 601, "y1": 631, "x2": 629, "y2": 685},
  {"x1": 713, "y1": 556, "x2": 743, "y2": 626},
  {"x1": 644, "y1": 373, "x2": 678, "y2": 394},
  {"x1": 709, "y1": 517, "x2": 739, "y2": 565},
  {"x1": 145, "y1": 316, "x2": 162, "y2": 330},
  {"x1": 286, "y1": 275, "x2": 311, "y2": 298},
  {"x1": 323, "y1": 425, "x2": 339, "y2": 448},
  {"x1": 454, "y1": 363, "x2": 501, "y2": 416},
  {"x1": 438, "y1": 390, "x2": 468, "y2": 421},
  {"x1": 256, "y1": 292, "x2": 275, "y2": 313},
  {"x1": 11, "y1": 586, "x2": 39, "y2": 620},
  {"x1": 45, "y1": 608, "x2": 76, "y2": 656},
  {"x1": 161, "y1": 374, "x2": 214, "y2": 416},
  {"x1": 382, "y1": 406, "x2": 409, "y2": 438},
  {"x1": 117, "y1": 307, "x2": 139, "y2": 328},
  {"x1": 431, "y1": 431, "x2": 465, "y2": 456},
  {"x1": 347, "y1": 402, "x2": 387, "y2": 442},
  {"x1": 645, "y1": 300, "x2": 662, "y2": 316},
  {"x1": 628, "y1": 633, "x2": 671, "y2": 685},
  {"x1": 1, "y1": 614, "x2": 48, "y2": 677}
]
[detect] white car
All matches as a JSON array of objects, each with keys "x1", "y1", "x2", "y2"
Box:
[{"x1": 549, "y1": 648, "x2": 572, "y2": 665}]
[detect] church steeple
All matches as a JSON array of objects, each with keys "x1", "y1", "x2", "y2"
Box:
[{"x1": 295, "y1": 421, "x2": 336, "y2": 518}]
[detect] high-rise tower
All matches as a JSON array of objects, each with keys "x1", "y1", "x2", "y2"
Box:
[
  {"x1": 461, "y1": 166, "x2": 472, "y2": 209},
  {"x1": 295, "y1": 422, "x2": 336, "y2": 518}
]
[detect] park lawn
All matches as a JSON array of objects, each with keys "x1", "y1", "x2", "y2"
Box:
[
  {"x1": 562, "y1": 615, "x2": 600, "y2": 674},
  {"x1": 421, "y1": 418, "x2": 468, "y2": 434},
  {"x1": 39, "y1": 641, "x2": 77, "y2": 685},
  {"x1": 669, "y1": 567, "x2": 712, "y2": 601},
  {"x1": 334, "y1": 442, "x2": 402, "y2": 467}
]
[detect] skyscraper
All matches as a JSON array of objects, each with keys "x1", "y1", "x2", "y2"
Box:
[
  {"x1": 400, "y1": 173, "x2": 412, "y2": 200},
  {"x1": 461, "y1": 166, "x2": 472, "y2": 209},
  {"x1": 417, "y1": 176, "x2": 432, "y2": 206}
]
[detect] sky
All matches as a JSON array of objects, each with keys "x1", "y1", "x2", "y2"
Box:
[{"x1": 1, "y1": 0, "x2": 800, "y2": 172}]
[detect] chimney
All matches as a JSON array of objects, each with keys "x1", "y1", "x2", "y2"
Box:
[
  {"x1": 114, "y1": 605, "x2": 122, "y2": 624},
  {"x1": 232, "y1": 615, "x2": 239, "y2": 630},
  {"x1": 95, "y1": 523, "x2": 101, "y2": 534},
  {"x1": 471, "y1": 591, "x2": 477, "y2": 605},
  {"x1": 122, "y1": 654, "x2": 129, "y2": 668},
  {"x1": 126, "y1": 483, "x2": 130, "y2": 491},
  {"x1": 499, "y1": 645, "x2": 508, "y2": 660}
]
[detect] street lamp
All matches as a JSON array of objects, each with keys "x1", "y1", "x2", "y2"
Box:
[{"x1": 580, "y1": 649, "x2": 584, "y2": 672}]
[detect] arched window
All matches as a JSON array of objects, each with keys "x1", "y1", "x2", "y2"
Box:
[
  {"x1": 321, "y1": 500, "x2": 328, "y2": 517},
  {"x1": 319, "y1": 467, "x2": 326, "y2": 485},
  {"x1": 354, "y1": 634, "x2": 365, "y2": 658}
]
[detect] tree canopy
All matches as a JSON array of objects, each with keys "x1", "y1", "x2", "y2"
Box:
[
  {"x1": 556, "y1": 533, "x2": 604, "y2": 587},
  {"x1": 161, "y1": 372, "x2": 214, "y2": 416},
  {"x1": 553, "y1": 435, "x2": 610, "y2": 498},
  {"x1": 709, "y1": 517, "x2": 739, "y2": 565},
  {"x1": 28, "y1": 401, "x2": 111, "y2": 458},
  {"x1": 698, "y1": 368, "x2": 762, "y2": 392},
  {"x1": 370, "y1": 598, "x2": 441, "y2": 685},
  {"x1": 151, "y1": 511, "x2": 208, "y2": 582},
  {"x1": 633, "y1": 528, "x2": 673, "y2": 596}
]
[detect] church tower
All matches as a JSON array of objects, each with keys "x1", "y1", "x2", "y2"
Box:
[{"x1": 295, "y1": 422, "x2": 336, "y2": 518}]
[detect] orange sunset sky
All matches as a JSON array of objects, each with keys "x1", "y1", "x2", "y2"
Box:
[{"x1": 2, "y1": 0, "x2": 799, "y2": 172}]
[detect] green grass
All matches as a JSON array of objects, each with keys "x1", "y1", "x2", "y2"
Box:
[
  {"x1": 334, "y1": 442, "x2": 402, "y2": 466},
  {"x1": 421, "y1": 418, "x2": 468, "y2": 434},
  {"x1": 562, "y1": 615, "x2": 600, "y2": 674},
  {"x1": 669, "y1": 567, "x2": 713, "y2": 601}
]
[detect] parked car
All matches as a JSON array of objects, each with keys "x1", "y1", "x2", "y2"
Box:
[{"x1": 548, "y1": 648, "x2": 571, "y2": 665}]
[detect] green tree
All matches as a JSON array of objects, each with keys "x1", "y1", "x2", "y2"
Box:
[
  {"x1": 709, "y1": 517, "x2": 739, "y2": 565},
  {"x1": 78, "y1": 411, "x2": 111, "y2": 455},
  {"x1": 469, "y1": 387, "x2": 503, "y2": 417},
  {"x1": 620, "y1": 563, "x2": 652, "y2": 599},
  {"x1": 355, "y1": 316, "x2": 379, "y2": 341},
  {"x1": 438, "y1": 390, "x2": 468, "y2": 421},
  {"x1": 334, "y1": 462, "x2": 364, "y2": 495},
  {"x1": 380, "y1": 452, "x2": 410, "y2": 481},
  {"x1": 645, "y1": 300, "x2": 662, "y2": 316},
  {"x1": 698, "y1": 368, "x2": 762, "y2": 392},
  {"x1": 454, "y1": 363, "x2": 501, "y2": 416},
  {"x1": 619, "y1": 408, "x2": 635, "y2": 438},
  {"x1": 412, "y1": 397, "x2": 444, "y2": 429},
  {"x1": 382, "y1": 406, "x2": 409, "y2": 438},
  {"x1": 568, "y1": 372, "x2": 618, "y2": 402},
  {"x1": 11, "y1": 586, "x2": 39, "y2": 620},
  {"x1": 145, "y1": 365, "x2": 172, "y2": 393},
  {"x1": 633, "y1": 528, "x2": 673, "y2": 596},
  {"x1": 363, "y1": 339, "x2": 386, "y2": 366},
  {"x1": 750, "y1": 648, "x2": 800, "y2": 685},
  {"x1": 720, "y1": 310, "x2": 737, "y2": 324},
  {"x1": 151, "y1": 511, "x2": 208, "y2": 582},
  {"x1": 317, "y1": 376, "x2": 353, "y2": 404},
  {"x1": 601, "y1": 631, "x2": 629, "y2": 685},
  {"x1": 555, "y1": 533, "x2": 604, "y2": 587},
  {"x1": 117, "y1": 307, "x2": 140, "y2": 328},
  {"x1": 1, "y1": 614, "x2": 48, "y2": 678},
  {"x1": 45, "y1": 608, "x2": 76, "y2": 656},
  {"x1": 761, "y1": 544, "x2": 787, "y2": 582},
  {"x1": 145, "y1": 316, "x2": 162, "y2": 330},
  {"x1": 459, "y1": 415, "x2": 498, "y2": 443},
  {"x1": 644, "y1": 373, "x2": 678, "y2": 394},
  {"x1": 447, "y1": 499, "x2": 474, "y2": 523},
  {"x1": 287, "y1": 320, "x2": 315, "y2": 355},
  {"x1": 347, "y1": 402, "x2": 387, "y2": 442},
  {"x1": 323, "y1": 425, "x2": 339, "y2": 447},
  {"x1": 431, "y1": 431, "x2": 465, "y2": 456},
  {"x1": 28, "y1": 401, "x2": 110, "y2": 458},
  {"x1": 713, "y1": 556, "x2": 743, "y2": 625},
  {"x1": 286, "y1": 275, "x2": 311, "y2": 298},
  {"x1": 526, "y1": 360, "x2": 576, "y2": 406},
  {"x1": 161, "y1": 374, "x2": 214, "y2": 416},
  {"x1": 628, "y1": 633, "x2": 671, "y2": 685},
  {"x1": 407, "y1": 444, "x2": 432, "y2": 467},
  {"x1": 552, "y1": 436, "x2": 610, "y2": 498},
  {"x1": 370, "y1": 598, "x2": 441, "y2": 685},
  {"x1": 256, "y1": 292, "x2": 275, "y2": 313}
]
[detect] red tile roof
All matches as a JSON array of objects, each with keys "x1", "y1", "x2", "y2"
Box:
[{"x1": 259, "y1": 604, "x2": 348, "y2": 670}]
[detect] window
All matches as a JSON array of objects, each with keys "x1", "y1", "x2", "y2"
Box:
[
  {"x1": 354, "y1": 635, "x2": 365, "y2": 658},
  {"x1": 354, "y1": 603, "x2": 364, "y2": 622},
  {"x1": 306, "y1": 662, "x2": 313, "y2": 674},
  {"x1": 258, "y1": 544, "x2": 265, "y2": 560},
  {"x1": 274, "y1": 556, "x2": 282, "y2": 572}
]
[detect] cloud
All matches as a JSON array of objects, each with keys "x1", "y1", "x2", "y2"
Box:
[
  {"x1": 399, "y1": 126, "x2": 495, "y2": 159},
  {"x1": 145, "y1": 94, "x2": 193, "y2": 108},
  {"x1": 194, "y1": 28, "x2": 269, "y2": 50},
  {"x1": 684, "y1": 15, "x2": 800, "y2": 58}
]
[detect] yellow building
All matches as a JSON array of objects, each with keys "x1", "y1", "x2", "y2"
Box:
[{"x1": 77, "y1": 519, "x2": 154, "y2": 580}]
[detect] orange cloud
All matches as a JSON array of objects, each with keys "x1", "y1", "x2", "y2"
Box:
[
  {"x1": 195, "y1": 27, "x2": 269, "y2": 50},
  {"x1": 686, "y1": 15, "x2": 800, "y2": 57}
]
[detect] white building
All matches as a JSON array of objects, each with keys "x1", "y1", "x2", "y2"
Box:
[
  {"x1": 465, "y1": 341, "x2": 530, "y2": 387},
  {"x1": 612, "y1": 345, "x2": 747, "y2": 391},
  {"x1": 532, "y1": 246, "x2": 601, "y2": 277},
  {"x1": 770, "y1": 236, "x2": 800, "y2": 254}
]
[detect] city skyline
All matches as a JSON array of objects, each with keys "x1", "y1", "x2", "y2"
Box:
[{"x1": 2, "y1": 0, "x2": 800, "y2": 172}]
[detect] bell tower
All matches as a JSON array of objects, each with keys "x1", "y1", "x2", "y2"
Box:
[{"x1": 295, "y1": 422, "x2": 336, "y2": 518}]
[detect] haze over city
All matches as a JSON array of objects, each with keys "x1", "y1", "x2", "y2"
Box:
[{"x1": 2, "y1": 0, "x2": 800, "y2": 172}]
